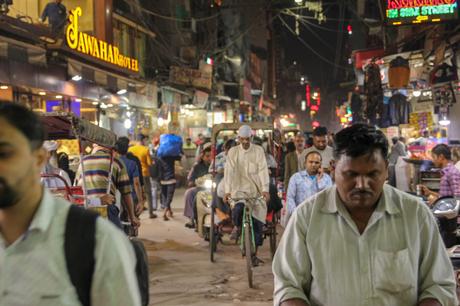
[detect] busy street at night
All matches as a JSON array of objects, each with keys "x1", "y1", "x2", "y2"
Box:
[{"x1": 1, "y1": 1, "x2": 460, "y2": 306}]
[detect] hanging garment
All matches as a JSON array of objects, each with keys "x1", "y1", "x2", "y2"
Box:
[
  {"x1": 389, "y1": 93, "x2": 411, "y2": 126},
  {"x1": 388, "y1": 56, "x2": 410, "y2": 88},
  {"x1": 364, "y1": 63, "x2": 383, "y2": 125}
]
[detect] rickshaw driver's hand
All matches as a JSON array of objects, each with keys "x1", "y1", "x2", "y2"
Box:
[
  {"x1": 224, "y1": 193, "x2": 231, "y2": 203},
  {"x1": 262, "y1": 192, "x2": 270, "y2": 202},
  {"x1": 131, "y1": 216, "x2": 141, "y2": 229},
  {"x1": 100, "y1": 194, "x2": 115, "y2": 205},
  {"x1": 135, "y1": 203, "x2": 144, "y2": 216}
]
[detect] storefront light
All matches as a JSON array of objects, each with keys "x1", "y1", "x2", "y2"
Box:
[
  {"x1": 439, "y1": 117, "x2": 451, "y2": 126},
  {"x1": 117, "y1": 89, "x2": 127, "y2": 95},
  {"x1": 107, "y1": 103, "x2": 113, "y2": 107},
  {"x1": 75, "y1": 98, "x2": 82, "y2": 102},
  {"x1": 0, "y1": 85, "x2": 8, "y2": 90},
  {"x1": 100, "y1": 103, "x2": 108, "y2": 109},
  {"x1": 39, "y1": 91, "x2": 46, "y2": 96},
  {"x1": 126, "y1": 111, "x2": 132, "y2": 117},
  {"x1": 56, "y1": 95, "x2": 63, "y2": 99},
  {"x1": 71, "y1": 75, "x2": 82, "y2": 81},
  {"x1": 92, "y1": 101, "x2": 99, "y2": 105},
  {"x1": 124, "y1": 118, "x2": 132, "y2": 129},
  {"x1": 413, "y1": 90, "x2": 421, "y2": 97},
  {"x1": 158, "y1": 118, "x2": 165, "y2": 127}
]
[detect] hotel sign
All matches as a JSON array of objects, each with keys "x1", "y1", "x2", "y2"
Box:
[
  {"x1": 386, "y1": 0, "x2": 458, "y2": 25},
  {"x1": 66, "y1": 7, "x2": 139, "y2": 73}
]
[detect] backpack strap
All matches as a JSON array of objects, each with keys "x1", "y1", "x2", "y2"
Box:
[{"x1": 65, "y1": 205, "x2": 99, "y2": 306}]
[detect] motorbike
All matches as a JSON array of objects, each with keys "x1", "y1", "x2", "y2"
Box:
[{"x1": 431, "y1": 196, "x2": 460, "y2": 248}]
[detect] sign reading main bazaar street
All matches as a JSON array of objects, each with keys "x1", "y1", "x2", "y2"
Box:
[
  {"x1": 386, "y1": 0, "x2": 458, "y2": 25},
  {"x1": 66, "y1": 7, "x2": 139, "y2": 73}
]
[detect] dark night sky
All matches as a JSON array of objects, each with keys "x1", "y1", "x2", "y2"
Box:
[{"x1": 280, "y1": 1, "x2": 346, "y2": 89}]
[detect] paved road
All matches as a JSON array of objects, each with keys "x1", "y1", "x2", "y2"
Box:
[{"x1": 138, "y1": 188, "x2": 276, "y2": 306}]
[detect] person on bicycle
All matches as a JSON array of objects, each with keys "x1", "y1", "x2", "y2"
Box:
[{"x1": 224, "y1": 125, "x2": 270, "y2": 266}]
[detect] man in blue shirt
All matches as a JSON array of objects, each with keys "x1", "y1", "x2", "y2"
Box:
[
  {"x1": 40, "y1": 0, "x2": 67, "y2": 34},
  {"x1": 287, "y1": 151, "x2": 333, "y2": 215},
  {"x1": 115, "y1": 137, "x2": 144, "y2": 217}
]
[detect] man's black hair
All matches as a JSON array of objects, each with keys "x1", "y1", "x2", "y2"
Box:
[
  {"x1": 391, "y1": 137, "x2": 399, "y2": 145},
  {"x1": 286, "y1": 141, "x2": 296, "y2": 153},
  {"x1": 137, "y1": 134, "x2": 148, "y2": 142},
  {"x1": 304, "y1": 151, "x2": 322, "y2": 162},
  {"x1": 432, "y1": 144, "x2": 451, "y2": 160},
  {"x1": 202, "y1": 145, "x2": 212, "y2": 154},
  {"x1": 115, "y1": 137, "x2": 130, "y2": 155},
  {"x1": 333, "y1": 124, "x2": 388, "y2": 160},
  {"x1": 224, "y1": 139, "x2": 237, "y2": 151},
  {"x1": 0, "y1": 103, "x2": 45, "y2": 150},
  {"x1": 313, "y1": 126, "x2": 328, "y2": 137}
]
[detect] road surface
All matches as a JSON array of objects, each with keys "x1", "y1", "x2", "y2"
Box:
[{"x1": 138, "y1": 188, "x2": 276, "y2": 306}]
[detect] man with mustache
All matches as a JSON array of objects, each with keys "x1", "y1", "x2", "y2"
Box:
[
  {"x1": 273, "y1": 124, "x2": 456, "y2": 306},
  {"x1": 0, "y1": 103, "x2": 141, "y2": 306}
]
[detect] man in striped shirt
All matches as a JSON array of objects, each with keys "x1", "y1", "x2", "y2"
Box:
[{"x1": 77, "y1": 145, "x2": 140, "y2": 229}]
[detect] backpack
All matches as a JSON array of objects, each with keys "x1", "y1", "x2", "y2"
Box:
[
  {"x1": 149, "y1": 157, "x2": 162, "y2": 181},
  {"x1": 65, "y1": 205, "x2": 150, "y2": 306}
]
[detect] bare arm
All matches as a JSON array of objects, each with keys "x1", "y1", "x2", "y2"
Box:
[
  {"x1": 122, "y1": 193, "x2": 140, "y2": 228},
  {"x1": 133, "y1": 177, "x2": 143, "y2": 205},
  {"x1": 418, "y1": 299, "x2": 441, "y2": 306},
  {"x1": 281, "y1": 299, "x2": 309, "y2": 306}
]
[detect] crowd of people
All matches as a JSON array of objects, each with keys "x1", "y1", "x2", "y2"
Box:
[{"x1": 3, "y1": 101, "x2": 460, "y2": 306}]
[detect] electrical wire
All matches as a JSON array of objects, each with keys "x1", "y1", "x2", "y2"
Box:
[
  {"x1": 281, "y1": 10, "x2": 346, "y2": 33},
  {"x1": 296, "y1": 18, "x2": 336, "y2": 51},
  {"x1": 123, "y1": 0, "x2": 221, "y2": 22},
  {"x1": 279, "y1": 15, "x2": 350, "y2": 71}
]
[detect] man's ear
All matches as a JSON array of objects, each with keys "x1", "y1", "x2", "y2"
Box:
[{"x1": 34, "y1": 147, "x2": 48, "y2": 170}]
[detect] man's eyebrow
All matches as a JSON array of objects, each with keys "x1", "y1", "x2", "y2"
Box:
[{"x1": 0, "y1": 141, "x2": 13, "y2": 148}]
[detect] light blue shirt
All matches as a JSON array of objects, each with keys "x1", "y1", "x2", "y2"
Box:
[{"x1": 287, "y1": 170, "x2": 332, "y2": 214}]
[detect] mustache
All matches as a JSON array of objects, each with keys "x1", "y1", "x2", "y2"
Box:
[{"x1": 350, "y1": 189, "x2": 373, "y2": 196}]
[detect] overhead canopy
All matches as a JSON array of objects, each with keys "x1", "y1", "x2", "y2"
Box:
[{"x1": 39, "y1": 112, "x2": 117, "y2": 148}]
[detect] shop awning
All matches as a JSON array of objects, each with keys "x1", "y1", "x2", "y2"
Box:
[{"x1": 39, "y1": 112, "x2": 117, "y2": 148}]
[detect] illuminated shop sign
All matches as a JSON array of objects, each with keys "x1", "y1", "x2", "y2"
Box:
[
  {"x1": 66, "y1": 7, "x2": 139, "y2": 72},
  {"x1": 386, "y1": 0, "x2": 458, "y2": 26}
]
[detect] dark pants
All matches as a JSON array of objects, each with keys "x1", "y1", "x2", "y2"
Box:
[
  {"x1": 184, "y1": 187, "x2": 200, "y2": 220},
  {"x1": 107, "y1": 205, "x2": 122, "y2": 229},
  {"x1": 161, "y1": 183, "x2": 176, "y2": 209},
  {"x1": 232, "y1": 202, "x2": 264, "y2": 247}
]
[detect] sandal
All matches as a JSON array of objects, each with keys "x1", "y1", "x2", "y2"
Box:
[{"x1": 163, "y1": 215, "x2": 169, "y2": 221}]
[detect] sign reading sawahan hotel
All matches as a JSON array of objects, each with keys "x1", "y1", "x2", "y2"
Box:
[{"x1": 66, "y1": 7, "x2": 139, "y2": 73}]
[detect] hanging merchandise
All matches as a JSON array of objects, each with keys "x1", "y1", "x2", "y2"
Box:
[
  {"x1": 350, "y1": 93, "x2": 364, "y2": 123},
  {"x1": 431, "y1": 63, "x2": 458, "y2": 85},
  {"x1": 364, "y1": 63, "x2": 383, "y2": 125},
  {"x1": 388, "y1": 93, "x2": 411, "y2": 126},
  {"x1": 409, "y1": 112, "x2": 433, "y2": 132},
  {"x1": 388, "y1": 56, "x2": 410, "y2": 88}
]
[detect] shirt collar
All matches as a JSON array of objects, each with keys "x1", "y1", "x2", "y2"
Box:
[
  {"x1": 321, "y1": 184, "x2": 400, "y2": 216},
  {"x1": 28, "y1": 188, "x2": 56, "y2": 232},
  {"x1": 238, "y1": 144, "x2": 252, "y2": 152},
  {"x1": 441, "y1": 163, "x2": 455, "y2": 175}
]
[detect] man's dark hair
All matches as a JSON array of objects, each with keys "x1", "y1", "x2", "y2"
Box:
[
  {"x1": 432, "y1": 144, "x2": 451, "y2": 160},
  {"x1": 115, "y1": 137, "x2": 130, "y2": 155},
  {"x1": 137, "y1": 134, "x2": 148, "y2": 142},
  {"x1": 392, "y1": 137, "x2": 399, "y2": 145},
  {"x1": 286, "y1": 141, "x2": 296, "y2": 153},
  {"x1": 305, "y1": 151, "x2": 322, "y2": 162},
  {"x1": 333, "y1": 124, "x2": 388, "y2": 160},
  {"x1": 224, "y1": 139, "x2": 237, "y2": 151},
  {"x1": 313, "y1": 126, "x2": 328, "y2": 137},
  {"x1": 202, "y1": 146, "x2": 212, "y2": 154},
  {"x1": 0, "y1": 103, "x2": 45, "y2": 150}
]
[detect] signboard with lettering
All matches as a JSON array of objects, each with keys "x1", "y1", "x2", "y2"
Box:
[
  {"x1": 169, "y1": 64, "x2": 212, "y2": 90},
  {"x1": 385, "y1": 0, "x2": 459, "y2": 26},
  {"x1": 66, "y1": 7, "x2": 139, "y2": 73}
]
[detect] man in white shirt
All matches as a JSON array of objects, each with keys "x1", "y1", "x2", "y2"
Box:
[
  {"x1": 40, "y1": 140, "x2": 72, "y2": 188},
  {"x1": 273, "y1": 123, "x2": 457, "y2": 306},
  {"x1": 0, "y1": 103, "x2": 141, "y2": 306},
  {"x1": 224, "y1": 125, "x2": 270, "y2": 265},
  {"x1": 300, "y1": 126, "x2": 334, "y2": 170}
]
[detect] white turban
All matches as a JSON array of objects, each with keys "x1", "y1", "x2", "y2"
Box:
[
  {"x1": 43, "y1": 140, "x2": 59, "y2": 152},
  {"x1": 238, "y1": 125, "x2": 252, "y2": 138}
]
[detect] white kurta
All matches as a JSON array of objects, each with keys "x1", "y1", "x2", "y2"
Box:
[{"x1": 224, "y1": 144, "x2": 269, "y2": 223}]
